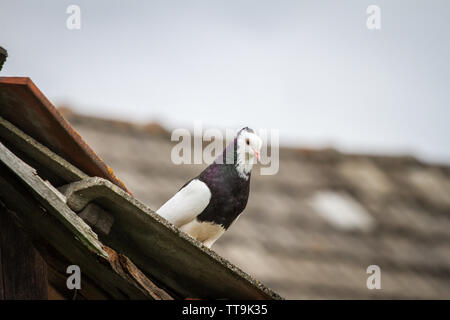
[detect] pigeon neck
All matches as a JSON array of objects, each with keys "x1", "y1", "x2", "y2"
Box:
[
  {"x1": 217, "y1": 138, "x2": 254, "y2": 180},
  {"x1": 235, "y1": 140, "x2": 254, "y2": 180}
]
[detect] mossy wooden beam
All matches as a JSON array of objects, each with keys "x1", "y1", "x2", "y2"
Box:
[
  {"x1": 0, "y1": 116, "x2": 88, "y2": 186},
  {"x1": 60, "y1": 177, "x2": 281, "y2": 300}
]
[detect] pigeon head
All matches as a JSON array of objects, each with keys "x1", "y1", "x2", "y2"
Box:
[
  {"x1": 233, "y1": 127, "x2": 262, "y2": 179},
  {"x1": 237, "y1": 127, "x2": 262, "y2": 162}
]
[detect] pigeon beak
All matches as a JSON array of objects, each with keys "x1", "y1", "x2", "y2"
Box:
[{"x1": 254, "y1": 150, "x2": 260, "y2": 161}]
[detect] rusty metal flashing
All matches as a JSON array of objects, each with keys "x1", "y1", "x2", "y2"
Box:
[{"x1": 0, "y1": 77, "x2": 130, "y2": 193}]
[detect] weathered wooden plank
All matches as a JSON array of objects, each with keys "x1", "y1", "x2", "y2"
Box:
[
  {"x1": 61, "y1": 177, "x2": 282, "y2": 300},
  {"x1": 0, "y1": 116, "x2": 88, "y2": 186},
  {"x1": 0, "y1": 142, "x2": 172, "y2": 300},
  {"x1": 0, "y1": 203, "x2": 48, "y2": 300}
]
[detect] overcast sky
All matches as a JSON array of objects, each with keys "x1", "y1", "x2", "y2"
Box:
[{"x1": 1, "y1": 1, "x2": 449, "y2": 163}]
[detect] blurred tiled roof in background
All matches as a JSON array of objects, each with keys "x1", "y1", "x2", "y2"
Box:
[{"x1": 61, "y1": 109, "x2": 450, "y2": 299}]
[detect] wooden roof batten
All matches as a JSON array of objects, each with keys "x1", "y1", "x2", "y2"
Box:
[{"x1": 0, "y1": 77, "x2": 281, "y2": 300}]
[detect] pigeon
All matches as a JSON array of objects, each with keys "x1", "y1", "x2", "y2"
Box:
[{"x1": 157, "y1": 127, "x2": 262, "y2": 248}]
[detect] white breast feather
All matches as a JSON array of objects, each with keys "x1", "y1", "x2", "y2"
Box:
[
  {"x1": 156, "y1": 179, "x2": 211, "y2": 227},
  {"x1": 179, "y1": 219, "x2": 225, "y2": 248}
]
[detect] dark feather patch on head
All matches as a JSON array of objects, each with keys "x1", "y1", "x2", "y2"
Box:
[{"x1": 238, "y1": 127, "x2": 254, "y2": 135}]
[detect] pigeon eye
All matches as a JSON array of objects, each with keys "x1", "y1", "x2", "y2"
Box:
[{"x1": 245, "y1": 138, "x2": 250, "y2": 145}]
